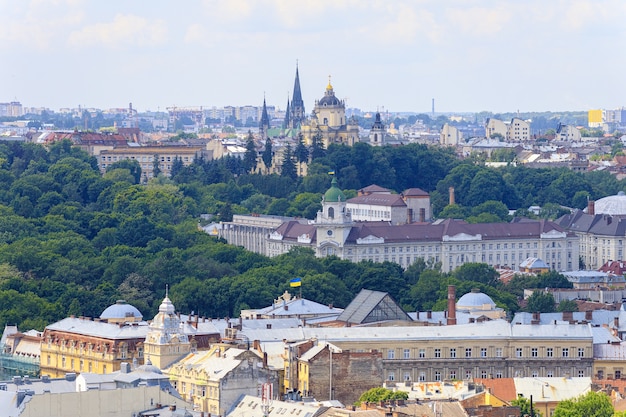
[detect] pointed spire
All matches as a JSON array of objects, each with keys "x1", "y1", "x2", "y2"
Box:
[
  {"x1": 290, "y1": 62, "x2": 305, "y2": 128},
  {"x1": 283, "y1": 95, "x2": 291, "y2": 129},
  {"x1": 259, "y1": 95, "x2": 270, "y2": 134}
]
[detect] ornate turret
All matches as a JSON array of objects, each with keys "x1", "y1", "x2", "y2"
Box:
[
  {"x1": 143, "y1": 288, "x2": 190, "y2": 370},
  {"x1": 315, "y1": 176, "x2": 353, "y2": 257}
]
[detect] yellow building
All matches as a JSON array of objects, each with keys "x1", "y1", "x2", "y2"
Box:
[
  {"x1": 40, "y1": 300, "x2": 148, "y2": 378},
  {"x1": 300, "y1": 78, "x2": 360, "y2": 148},
  {"x1": 588, "y1": 109, "x2": 603, "y2": 127},
  {"x1": 166, "y1": 344, "x2": 278, "y2": 415}
]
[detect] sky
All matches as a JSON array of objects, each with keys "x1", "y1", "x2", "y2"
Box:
[{"x1": 1, "y1": 0, "x2": 626, "y2": 114}]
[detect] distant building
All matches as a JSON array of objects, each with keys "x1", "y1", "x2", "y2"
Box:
[
  {"x1": 506, "y1": 118, "x2": 530, "y2": 141},
  {"x1": 240, "y1": 291, "x2": 342, "y2": 321},
  {"x1": 300, "y1": 79, "x2": 360, "y2": 148},
  {"x1": 440, "y1": 123, "x2": 463, "y2": 146},
  {"x1": 556, "y1": 123, "x2": 582, "y2": 141},
  {"x1": 485, "y1": 118, "x2": 507, "y2": 139}
]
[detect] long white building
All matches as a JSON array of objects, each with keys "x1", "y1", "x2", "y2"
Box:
[{"x1": 217, "y1": 180, "x2": 579, "y2": 272}]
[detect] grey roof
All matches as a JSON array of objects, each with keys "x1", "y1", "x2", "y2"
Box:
[
  {"x1": 45, "y1": 317, "x2": 149, "y2": 339},
  {"x1": 100, "y1": 300, "x2": 143, "y2": 320},
  {"x1": 457, "y1": 291, "x2": 496, "y2": 308},
  {"x1": 251, "y1": 298, "x2": 343, "y2": 317},
  {"x1": 347, "y1": 194, "x2": 406, "y2": 207},
  {"x1": 512, "y1": 310, "x2": 620, "y2": 328},
  {"x1": 594, "y1": 192, "x2": 626, "y2": 215},
  {"x1": 557, "y1": 209, "x2": 626, "y2": 237},
  {"x1": 336, "y1": 289, "x2": 412, "y2": 324},
  {"x1": 239, "y1": 321, "x2": 592, "y2": 344}
]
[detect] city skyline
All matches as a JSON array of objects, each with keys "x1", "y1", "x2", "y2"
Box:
[{"x1": 2, "y1": 0, "x2": 626, "y2": 114}]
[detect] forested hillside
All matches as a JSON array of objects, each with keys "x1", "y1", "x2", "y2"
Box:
[{"x1": 0, "y1": 140, "x2": 619, "y2": 330}]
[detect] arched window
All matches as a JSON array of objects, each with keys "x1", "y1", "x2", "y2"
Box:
[
  {"x1": 328, "y1": 207, "x2": 334, "y2": 219},
  {"x1": 374, "y1": 133, "x2": 378, "y2": 142}
]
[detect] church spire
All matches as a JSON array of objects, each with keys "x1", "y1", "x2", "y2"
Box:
[
  {"x1": 259, "y1": 95, "x2": 270, "y2": 137},
  {"x1": 290, "y1": 62, "x2": 305, "y2": 128},
  {"x1": 283, "y1": 95, "x2": 291, "y2": 129}
]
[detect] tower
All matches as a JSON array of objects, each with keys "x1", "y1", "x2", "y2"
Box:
[
  {"x1": 259, "y1": 96, "x2": 270, "y2": 138},
  {"x1": 283, "y1": 96, "x2": 291, "y2": 129},
  {"x1": 315, "y1": 177, "x2": 353, "y2": 258},
  {"x1": 143, "y1": 290, "x2": 190, "y2": 369},
  {"x1": 289, "y1": 64, "x2": 305, "y2": 128},
  {"x1": 369, "y1": 112, "x2": 386, "y2": 146}
]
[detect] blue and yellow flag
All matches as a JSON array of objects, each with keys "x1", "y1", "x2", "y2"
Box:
[
  {"x1": 290, "y1": 277, "x2": 302, "y2": 287},
  {"x1": 328, "y1": 171, "x2": 335, "y2": 175}
]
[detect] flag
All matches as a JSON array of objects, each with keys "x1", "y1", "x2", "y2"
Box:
[
  {"x1": 289, "y1": 277, "x2": 302, "y2": 287},
  {"x1": 328, "y1": 171, "x2": 335, "y2": 175}
]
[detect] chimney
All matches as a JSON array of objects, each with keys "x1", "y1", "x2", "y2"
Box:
[
  {"x1": 419, "y1": 208, "x2": 426, "y2": 223},
  {"x1": 266, "y1": 324, "x2": 272, "y2": 329},
  {"x1": 447, "y1": 285, "x2": 457, "y2": 325},
  {"x1": 427, "y1": 310, "x2": 432, "y2": 319},
  {"x1": 585, "y1": 310, "x2": 593, "y2": 321},
  {"x1": 448, "y1": 187, "x2": 455, "y2": 206},
  {"x1": 263, "y1": 352, "x2": 268, "y2": 368},
  {"x1": 531, "y1": 311, "x2": 541, "y2": 325},
  {"x1": 253, "y1": 340, "x2": 261, "y2": 351},
  {"x1": 615, "y1": 317, "x2": 620, "y2": 327},
  {"x1": 562, "y1": 311, "x2": 573, "y2": 322},
  {"x1": 588, "y1": 199, "x2": 595, "y2": 215}
]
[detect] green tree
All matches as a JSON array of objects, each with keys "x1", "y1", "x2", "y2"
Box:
[
  {"x1": 262, "y1": 138, "x2": 273, "y2": 170},
  {"x1": 525, "y1": 291, "x2": 555, "y2": 313},
  {"x1": 310, "y1": 132, "x2": 326, "y2": 160},
  {"x1": 511, "y1": 396, "x2": 539, "y2": 417},
  {"x1": 355, "y1": 387, "x2": 408, "y2": 406},
  {"x1": 152, "y1": 154, "x2": 161, "y2": 177},
  {"x1": 553, "y1": 391, "x2": 613, "y2": 417},
  {"x1": 295, "y1": 133, "x2": 309, "y2": 163},
  {"x1": 244, "y1": 131, "x2": 257, "y2": 173},
  {"x1": 557, "y1": 299, "x2": 578, "y2": 312},
  {"x1": 281, "y1": 143, "x2": 297, "y2": 180}
]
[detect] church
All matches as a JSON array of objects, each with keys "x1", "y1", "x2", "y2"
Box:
[{"x1": 216, "y1": 179, "x2": 579, "y2": 273}]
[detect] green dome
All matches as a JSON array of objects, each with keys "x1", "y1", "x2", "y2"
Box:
[{"x1": 324, "y1": 177, "x2": 345, "y2": 202}]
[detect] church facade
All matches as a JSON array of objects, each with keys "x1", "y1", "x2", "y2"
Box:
[{"x1": 217, "y1": 180, "x2": 579, "y2": 272}]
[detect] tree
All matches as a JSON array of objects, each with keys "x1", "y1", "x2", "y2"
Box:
[
  {"x1": 511, "y1": 396, "x2": 538, "y2": 417},
  {"x1": 262, "y1": 138, "x2": 273, "y2": 170},
  {"x1": 171, "y1": 156, "x2": 184, "y2": 178},
  {"x1": 525, "y1": 291, "x2": 555, "y2": 313},
  {"x1": 281, "y1": 143, "x2": 297, "y2": 180},
  {"x1": 355, "y1": 387, "x2": 408, "y2": 406},
  {"x1": 295, "y1": 133, "x2": 309, "y2": 163},
  {"x1": 152, "y1": 154, "x2": 161, "y2": 177},
  {"x1": 557, "y1": 299, "x2": 578, "y2": 312},
  {"x1": 244, "y1": 131, "x2": 257, "y2": 173},
  {"x1": 310, "y1": 132, "x2": 326, "y2": 160},
  {"x1": 553, "y1": 391, "x2": 613, "y2": 417}
]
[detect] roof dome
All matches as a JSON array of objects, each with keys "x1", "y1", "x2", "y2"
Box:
[
  {"x1": 593, "y1": 191, "x2": 626, "y2": 215},
  {"x1": 100, "y1": 300, "x2": 143, "y2": 320},
  {"x1": 324, "y1": 177, "x2": 346, "y2": 203},
  {"x1": 319, "y1": 94, "x2": 342, "y2": 106},
  {"x1": 135, "y1": 359, "x2": 162, "y2": 374},
  {"x1": 456, "y1": 289, "x2": 496, "y2": 310}
]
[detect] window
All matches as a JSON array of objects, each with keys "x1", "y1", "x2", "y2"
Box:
[
  {"x1": 481, "y1": 370, "x2": 487, "y2": 378},
  {"x1": 434, "y1": 348, "x2": 441, "y2": 358},
  {"x1": 616, "y1": 370, "x2": 622, "y2": 379},
  {"x1": 450, "y1": 370, "x2": 456, "y2": 379},
  {"x1": 496, "y1": 348, "x2": 503, "y2": 358},
  {"x1": 516, "y1": 348, "x2": 523, "y2": 358},
  {"x1": 61, "y1": 357, "x2": 66, "y2": 368},
  {"x1": 450, "y1": 348, "x2": 456, "y2": 358},
  {"x1": 531, "y1": 370, "x2": 538, "y2": 377},
  {"x1": 547, "y1": 348, "x2": 553, "y2": 357},
  {"x1": 481, "y1": 348, "x2": 487, "y2": 358},
  {"x1": 578, "y1": 370, "x2": 585, "y2": 377},
  {"x1": 578, "y1": 348, "x2": 584, "y2": 358},
  {"x1": 388, "y1": 372, "x2": 395, "y2": 381},
  {"x1": 465, "y1": 348, "x2": 472, "y2": 358},
  {"x1": 404, "y1": 372, "x2": 411, "y2": 381},
  {"x1": 387, "y1": 349, "x2": 395, "y2": 359},
  {"x1": 419, "y1": 372, "x2": 426, "y2": 382},
  {"x1": 404, "y1": 349, "x2": 410, "y2": 359},
  {"x1": 495, "y1": 371, "x2": 503, "y2": 378},
  {"x1": 531, "y1": 348, "x2": 538, "y2": 357},
  {"x1": 434, "y1": 371, "x2": 441, "y2": 381},
  {"x1": 547, "y1": 370, "x2": 553, "y2": 377},
  {"x1": 419, "y1": 349, "x2": 426, "y2": 358},
  {"x1": 562, "y1": 348, "x2": 569, "y2": 358},
  {"x1": 88, "y1": 362, "x2": 93, "y2": 372}
]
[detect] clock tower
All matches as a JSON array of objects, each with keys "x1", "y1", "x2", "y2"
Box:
[{"x1": 315, "y1": 177, "x2": 353, "y2": 257}]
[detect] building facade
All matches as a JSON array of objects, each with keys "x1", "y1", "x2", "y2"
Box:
[{"x1": 218, "y1": 182, "x2": 579, "y2": 272}]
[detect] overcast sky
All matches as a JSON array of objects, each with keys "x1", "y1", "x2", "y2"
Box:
[{"x1": 2, "y1": 0, "x2": 625, "y2": 114}]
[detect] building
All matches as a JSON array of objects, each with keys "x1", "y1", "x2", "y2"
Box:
[
  {"x1": 300, "y1": 79, "x2": 360, "y2": 148},
  {"x1": 557, "y1": 195, "x2": 626, "y2": 270},
  {"x1": 166, "y1": 345, "x2": 278, "y2": 415},
  {"x1": 288, "y1": 65, "x2": 306, "y2": 129},
  {"x1": 296, "y1": 342, "x2": 383, "y2": 404},
  {"x1": 346, "y1": 185, "x2": 431, "y2": 224},
  {"x1": 562, "y1": 270, "x2": 626, "y2": 289},
  {"x1": 99, "y1": 145, "x2": 210, "y2": 181},
  {"x1": 218, "y1": 181, "x2": 579, "y2": 272},
  {"x1": 506, "y1": 118, "x2": 530, "y2": 142},
  {"x1": 556, "y1": 123, "x2": 582, "y2": 141},
  {"x1": 440, "y1": 123, "x2": 463, "y2": 146},
  {"x1": 240, "y1": 290, "x2": 343, "y2": 321},
  {"x1": 0, "y1": 326, "x2": 41, "y2": 377},
  {"x1": 485, "y1": 118, "x2": 507, "y2": 139},
  {"x1": 40, "y1": 301, "x2": 149, "y2": 378}
]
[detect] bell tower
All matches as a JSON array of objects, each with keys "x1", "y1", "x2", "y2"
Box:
[{"x1": 316, "y1": 177, "x2": 353, "y2": 257}]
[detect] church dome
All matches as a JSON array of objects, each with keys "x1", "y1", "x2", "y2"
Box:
[
  {"x1": 456, "y1": 289, "x2": 496, "y2": 310},
  {"x1": 324, "y1": 177, "x2": 346, "y2": 202},
  {"x1": 593, "y1": 191, "x2": 626, "y2": 215},
  {"x1": 100, "y1": 300, "x2": 143, "y2": 321},
  {"x1": 135, "y1": 359, "x2": 162, "y2": 374},
  {"x1": 319, "y1": 94, "x2": 342, "y2": 106}
]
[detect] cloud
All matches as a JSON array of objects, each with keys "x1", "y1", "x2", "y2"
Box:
[
  {"x1": 445, "y1": 6, "x2": 512, "y2": 37},
  {"x1": 67, "y1": 14, "x2": 168, "y2": 49}
]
